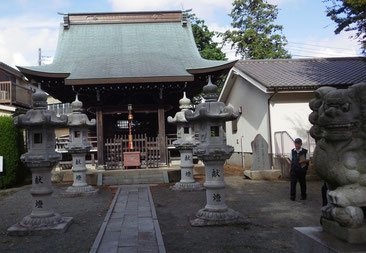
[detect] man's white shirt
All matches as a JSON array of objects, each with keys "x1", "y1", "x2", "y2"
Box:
[{"x1": 289, "y1": 148, "x2": 310, "y2": 161}]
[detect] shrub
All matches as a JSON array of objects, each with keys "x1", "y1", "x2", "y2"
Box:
[{"x1": 0, "y1": 116, "x2": 27, "y2": 188}]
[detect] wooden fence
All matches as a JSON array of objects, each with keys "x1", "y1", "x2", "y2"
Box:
[{"x1": 105, "y1": 134, "x2": 161, "y2": 169}]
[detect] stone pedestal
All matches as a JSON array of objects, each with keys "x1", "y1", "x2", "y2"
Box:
[
  {"x1": 170, "y1": 148, "x2": 204, "y2": 191},
  {"x1": 189, "y1": 156, "x2": 244, "y2": 226},
  {"x1": 66, "y1": 152, "x2": 98, "y2": 194},
  {"x1": 167, "y1": 92, "x2": 204, "y2": 192},
  {"x1": 65, "y1": 95, "x2": 98, "y2": 195},
  {"x1": 185, "y1": 77, "x2": 244, "y2": 226},
  {"x1": 243, "y1": 169, "x2": 281, "y2": 180},
  {"x1": 8, "y1": 85, "x2": 73, "y2": 235},
  {"x1": 322, "y1": 218, "x2": 366, "y2": 244},
  {"x1": 294, "y1": 227, "x2": 366, "y2": 253}
]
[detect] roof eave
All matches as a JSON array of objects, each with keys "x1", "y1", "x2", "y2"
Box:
[
  {"x1": 187, "y1": 61, "x2": 237, "y2": 74},
  {"x1": 0, "y1": 62, "x2": 24, "y2": 79},
  {"x1": 17, "y1": 66, "x2": 70, "y2": 79},
  {"x1": 65, "y1": 76, "x2": 194, "y2": 85}
]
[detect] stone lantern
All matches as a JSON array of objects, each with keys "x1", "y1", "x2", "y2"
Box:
[
  {"x1": 8, "y1": 85, "x2": 73, "y2": 235},
  {"x1": 65, "y1": 95, "x2": 97, "y2": 194},
  {"x1": 185, "y1": 77, "x2": 244, "y2": 226},
  {"x1": 167, "y1": 92, "x2": 204, "y2": 191}
]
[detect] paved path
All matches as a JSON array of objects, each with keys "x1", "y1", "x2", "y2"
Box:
[{"x1": 90, "y1": 185, "x2": 166, "y2": 253}]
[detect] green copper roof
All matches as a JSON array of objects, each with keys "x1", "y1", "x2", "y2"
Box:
[{"x1": 18, "y1": 15, "x2": 235, "y2": 85}]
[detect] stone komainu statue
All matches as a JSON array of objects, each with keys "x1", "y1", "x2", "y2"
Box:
[{"x1": 309, "y1": 82, "x2": 366, "y2": 228}]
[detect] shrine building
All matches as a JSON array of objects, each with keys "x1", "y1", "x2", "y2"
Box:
[{"x1": 17, "y1": 11, "x2": 235, "y2": 168}]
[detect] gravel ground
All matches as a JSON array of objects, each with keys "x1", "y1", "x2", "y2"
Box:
[
  {"x1": 152, "y1": 176, "x2": 324, "y2": 253},
  {"x1": 0, "y1": 184, "x2": 113, "y2": 253}
]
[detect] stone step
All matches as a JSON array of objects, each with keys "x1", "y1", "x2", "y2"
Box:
[
  {"x1": 52, "y1": 168, "x2": 179, "y2": 185},
  {"x1": 102, "y1": 169, "x2": 169, "y2": 185}
]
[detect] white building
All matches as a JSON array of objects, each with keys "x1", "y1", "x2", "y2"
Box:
[{"x1": 219, "y1": 57, "x2": 366, "y2": 168}]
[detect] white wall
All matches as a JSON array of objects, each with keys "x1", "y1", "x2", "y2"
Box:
[
  {"x1": 225, "y1": 77, "x2": 270, "y2": 153},
  {"x1": 270, "y1": 101, "x2": 313, "y2": 154}
]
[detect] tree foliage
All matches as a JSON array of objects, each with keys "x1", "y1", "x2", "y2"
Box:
[
  {"x1": 189, "y1": 13, "x2": 227, "y2": 61},
  {"x1": 0, "y1": 116, "x2": 27, "y2": 189},
  {"x1": 325, "y1": 0, "x2": 366, "y2": 55},
  {"x1": 223, "y1": 0, "x2": 290, "y2": 59}
]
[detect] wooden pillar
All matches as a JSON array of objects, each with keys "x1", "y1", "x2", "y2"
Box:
[
  {"x1": 96, "y1": 107, "x2": 105, "y2": 166},
  {"x1": 158, "y1": 106, "x2": 167, "y2": 165}
]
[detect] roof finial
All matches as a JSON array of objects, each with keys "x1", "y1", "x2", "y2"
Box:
[
  {"x1": 202, "y1": 76, "x2": 218, "y2": 102},
  {"x1": 179, "y1": 92, "x2": 192, "y2": 110},
  {"x1": 32, "y1": 84, "x2": 48, "y2": 109},
  {"x1": 71, "y1": 93, "x2": 83, "y2": 112}
]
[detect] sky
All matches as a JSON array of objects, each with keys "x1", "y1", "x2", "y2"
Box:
[{"x1": 0, "y1": 0, "x2": 363, "y2": 68}]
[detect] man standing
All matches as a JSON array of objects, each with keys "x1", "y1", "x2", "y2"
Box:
[{"x1": 289, "y1": 138, "x2": 310, "y2": 201}]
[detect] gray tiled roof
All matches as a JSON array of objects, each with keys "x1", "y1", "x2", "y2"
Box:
[
  {"x1": 18, "y1": 12, "x2": 235, "y2": 84},
  {"x1": 235, "y1": 57, "x2": 366, "y2": 90}
]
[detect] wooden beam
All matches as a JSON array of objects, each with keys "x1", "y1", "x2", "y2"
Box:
[
  {"x1": 96, "y1": 107, "x2": 105, "y2": 166},
  {"x1": 102, "y1": 109, "x2": 158, "y2": 115},
  {"x1": 158, "y1": 106, "x2": 167, "y2": 165}
]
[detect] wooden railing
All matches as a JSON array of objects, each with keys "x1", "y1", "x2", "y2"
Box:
[
  {"x1": 0, "y1": 81, "x2": 33, "y2": 107},
  {"x1": 105, "y1": 134, "x2": 160, "y2": 169},
  {"x1": 55, "y1": 136, "x2": 98, "y2": 152},
  {"x1": 166, "y1": 134, "x2": 177, "y2": 148},
  {"x1": 56, "y1": 135, "x2": 98, "y2": 170}
]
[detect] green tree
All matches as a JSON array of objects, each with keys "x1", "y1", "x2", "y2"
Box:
[
  {"x1": 325, "y1": 0, "x2": 366, "y2": 55},
  {"x1": 189, "y1": 13, "x2": 227, "y2": 61},
  {"x1": 0, "y1": 116, "x2": 27, "y2": 188},
  {"x1": 223, "y1": 0, "x2": 291, "y2": 59}
]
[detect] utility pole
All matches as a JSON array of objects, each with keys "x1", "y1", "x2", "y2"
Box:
[{"x1": 38, "y1": 48, "x2": 41, "y2": 66}]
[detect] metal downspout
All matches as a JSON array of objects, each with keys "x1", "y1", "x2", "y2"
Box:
[{"x1": 268, "y1": 88, "x2": 278, "y2": 168}]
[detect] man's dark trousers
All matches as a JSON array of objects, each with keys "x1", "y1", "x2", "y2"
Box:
[{"x1": 290, "y1": 169, "x2": 306, "y2": 199}]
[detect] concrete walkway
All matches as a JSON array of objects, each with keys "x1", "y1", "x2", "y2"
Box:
[{"x1": 90, "y1": 185, "x2": 166, "y2": 253}]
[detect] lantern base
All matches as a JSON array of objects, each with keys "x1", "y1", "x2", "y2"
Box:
[
  {"x1": 190, "y1": 208, "x2": 245, "y2": 227},
  {"x1": 170, "y1": 182, "x2": 204, "y2": 191},
  {"x1": 65, "y1": 185, "x2": 99, "y2": 195},
  {"x1": 8, "y1": 216, "x2": 73, "y2": 236}
]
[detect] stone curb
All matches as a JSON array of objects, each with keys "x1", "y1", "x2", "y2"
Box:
[
  {"x1": 148, "y1": 187, "x2": 166, "y2": 253},
  {"x1": 89, "y1": 187, "x2": 121, "y2": 253}
]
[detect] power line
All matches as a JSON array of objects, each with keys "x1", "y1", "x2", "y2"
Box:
[
  {"x1": 286, "y1": 46, "x2": 355, "y2": 56},
  {"x1": 287, "y1": 41, "x2": 355, "y2": 51}
]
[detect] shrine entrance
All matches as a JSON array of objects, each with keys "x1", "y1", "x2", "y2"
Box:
[{"x1": 105, "y1": 134, "x2": 161, "y2": 169}]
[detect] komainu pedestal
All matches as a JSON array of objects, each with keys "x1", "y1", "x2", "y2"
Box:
[
  {"x1": 65, "y1": 95, "x2": 98, "y2": 195},
  {"x1": 8, "y1": 85, "x2": 73, "y2": 235},
  {"x1": 306, "y1": 81, "x2": 366, "y2": 247},
  {"x1": 185, "y1": 77, "x2": 244, "y2": 226},
  {"x1": 167, "y1": 92, "x2": 203, "y2": 191}
]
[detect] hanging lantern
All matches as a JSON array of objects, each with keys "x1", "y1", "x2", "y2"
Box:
[{"x1": 128, "y1": 104, "x2": 133, "y2": 150}]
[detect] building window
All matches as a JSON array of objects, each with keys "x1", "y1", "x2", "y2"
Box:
[
  {"x1": 117, "y1": 120, "x2": 129, "y2": 129},
  {"x1": 232, "y1": 118, "x2": 238, "y2": 134},
  {"x1": 184, "y1": 127, "x2": 189, "y2": 134}
]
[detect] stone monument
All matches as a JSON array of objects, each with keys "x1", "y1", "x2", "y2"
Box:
[
  {"x1": 8, "y1": 85, "x2": 73, "y2": 235},
  {"x1": 185, "y1": 76, "x2": 244, "y2": 226},
  {"x1": 251, "y1": 134, "x2": 270, "y2": 171},
  {"x1": 294, "y1": 82, "x2": 366, "y2": 252},
  {"x1": 65, "y1": 94, "x2": 98, "y2": 194},
  {"x1": 167, "y1": 92, "x2": 204, "y2": 191},
  {"x1": 243, "y1": 134, "x2": 280, "y2": 180}
]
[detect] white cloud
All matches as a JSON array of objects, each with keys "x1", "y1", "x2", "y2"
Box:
[
  {"x1": 206, "y1": 23, "x2": 240, "y2": 60},
  {"x1": 267, "y1": 0, "x2": 299, "y2": 5},
  {"x1": 287, "y1": 31, "x2": 362, "y2": 58},
  {"x1": 108, "y1": 0, "x2": 232, "y2": 23},
  {"x1": 15, "y1": 0, "x2": 70, "y2": 10},
  {"x1": 0, "y1": 15, "x2": 59, "y2": 68}
]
